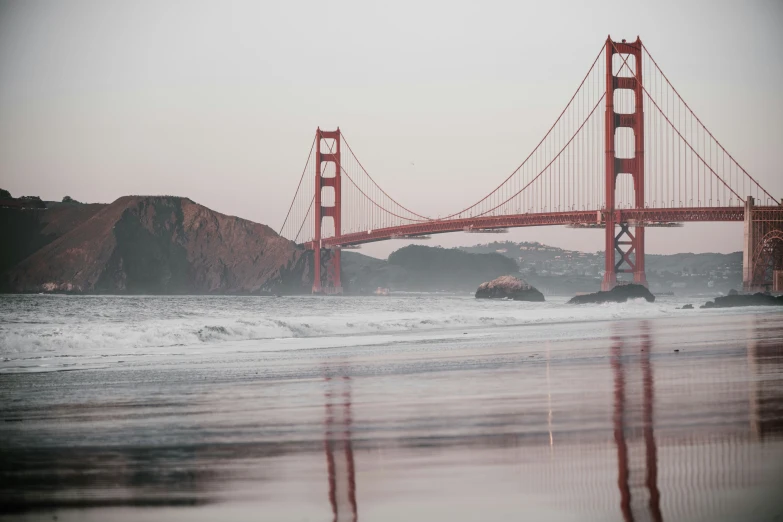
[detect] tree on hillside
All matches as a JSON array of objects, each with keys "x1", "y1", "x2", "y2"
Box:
[
  {"x1": 62, "y1": 195, "x2": 81, "y2": 203},
  {"x1": 0, "y1": 189, "x2": 10, "y2": 198},
  {"x1": 16, "y1": 195, "x2": 46, "y2": 208}
]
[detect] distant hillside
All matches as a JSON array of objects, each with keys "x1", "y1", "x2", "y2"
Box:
[
  {"x1": 646, "y1": 252, "x2": 742, "y2": 275},
  {"x1": 3, "y1": 196, "x2": 312, "y2": 294},
  {"x1": 461, "y1": 240, "x2": 742, "y2": 276},
  {"x1": 341, "y1": 250, "x2": 408, "y2": 291},
  {"x1": 461, "y1": 240, "x2": 742, "y2": 294},
  {"x1": 389, "y1": 245, "x2": 518, "y2": 290},
  {"x1": 342, "y1": 245, "x2": 519, "y2": 292}
]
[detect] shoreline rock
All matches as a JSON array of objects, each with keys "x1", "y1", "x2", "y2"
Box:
[
  {"x1": 475, "y1": 275, "x2": 545, "y2": 301},
  {"x1": 568, "y1": 284, "x2": 655, "y2": 305},
  {"x1": 701, "y1": 293, "x2": 783, "y2": 309}
]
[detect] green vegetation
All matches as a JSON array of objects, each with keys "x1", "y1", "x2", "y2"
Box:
[
  {"x1": 389, "y1": 245, "x2": 518, "y2": 288},
  {"x1": 344, "y1": 245, "x2": 518, "y2": 293}
]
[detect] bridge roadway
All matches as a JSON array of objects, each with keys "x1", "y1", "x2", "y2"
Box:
[{"x1": 305, "y1": 206, "x2": 750, "y2": 249}]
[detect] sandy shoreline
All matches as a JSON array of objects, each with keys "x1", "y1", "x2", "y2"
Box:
[{"x1": 1, "y1": 304, "x2": 782, "y2": 521}]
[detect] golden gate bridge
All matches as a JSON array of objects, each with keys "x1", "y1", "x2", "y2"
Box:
[{"x1": 280, "y1": 36, "x2": 783, "y2": 294}]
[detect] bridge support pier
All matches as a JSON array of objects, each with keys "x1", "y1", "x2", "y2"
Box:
[
  {"x1": 603, "y1": 215, "x2": 617, "y2": 291},
  {"x1": 313, "y1": 247, "x2": 343, "y2": 295},
  {"x1": 603, "y1": 220, "x2": 646, "y2": 291},
  {"x1": 633, "y1": 226, "x2": 647, "y2": 286},
  {"x1": 742, "y1": 196, "x2": 755, "y2": 292},
  {"x1": 313, "y1": 246, "x2": 322, "y2": 294}
]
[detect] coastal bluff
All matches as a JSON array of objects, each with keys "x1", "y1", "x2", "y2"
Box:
[{"x1": 3, "y1": 196, "x2": 312, "y2": 294}]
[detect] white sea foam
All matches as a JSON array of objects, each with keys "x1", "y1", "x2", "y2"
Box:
[{"x1": 0, "y1": 294, "x2": 779, "y2": 372}]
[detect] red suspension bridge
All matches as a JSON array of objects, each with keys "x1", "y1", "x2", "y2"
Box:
[{"x1": 280, "y1": 36, "x2": 783, "y2": 294}]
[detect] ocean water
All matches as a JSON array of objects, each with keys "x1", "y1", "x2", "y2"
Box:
[
  {"x1": 1, "y1": 294, "x2": 782, "y2": 521},
  {"x1": 0, "y1": 294, "x2": 767, "y2": 373}
]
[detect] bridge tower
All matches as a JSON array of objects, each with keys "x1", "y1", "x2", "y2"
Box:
[
  {"x1": 603, "y1": 37, "x2": 647, "y2": 291},
  {"x1": 313, "y1": 128, "x2": 343, "y2": 294}
]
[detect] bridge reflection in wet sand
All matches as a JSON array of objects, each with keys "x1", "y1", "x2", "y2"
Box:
[
  {"x1": 317, "y1": 318, "x2": 783, "y2": 522},
  {"x1": 1, "y1": 313, "x2": 782, "y2": 521},
  {"x1": 324, "y1": 374, "x2": 357, "y2": 522}
]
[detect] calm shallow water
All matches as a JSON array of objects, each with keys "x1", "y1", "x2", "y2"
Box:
[{"x1": 1, "y1": 295, "x2": 782, "y2": 521}]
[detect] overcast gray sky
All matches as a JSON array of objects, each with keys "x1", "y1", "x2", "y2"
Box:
[{"x1": 1, "y1": 0, "x2": 781, "y2": 258}]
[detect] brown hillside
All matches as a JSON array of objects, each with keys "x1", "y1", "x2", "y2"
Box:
[
  {"x1": 5, "y1": 196, "x2": 310, "y2": 294},
  {"x1": 0, "y1": 201, "x2": 106, "y2": 275},
  {"x1": 41, "y1": 202, "x2": 108, "y2": 237}
]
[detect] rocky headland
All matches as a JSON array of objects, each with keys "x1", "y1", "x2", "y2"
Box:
[
  {"x1": 2, "y1": 196, "x2": 314, "y2": 294},
  {"x1": 568, "y1": 284, "x2": 655, "y2": 304},
  {"x1": 475, "y1": 275, "x2": 545, "y2": 301}
]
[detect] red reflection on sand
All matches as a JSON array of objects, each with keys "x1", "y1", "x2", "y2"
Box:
[
  {"x1": 325, "y1": 375, "x2": 357, "y2": 522},
  {"x1": 612, "y1": 322, "x2": 662, "y2": 522}
]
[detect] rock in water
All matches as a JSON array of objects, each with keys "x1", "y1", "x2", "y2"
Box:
[
  {"x1": 475, "y1": 275, "x2": 545, "y2": 301},
  {"x1": 701, "y1": 292, "x2": 783, "y2": 308},
  {"x1": 568, "y1": 284, "x2": 655, "y2": 304}
]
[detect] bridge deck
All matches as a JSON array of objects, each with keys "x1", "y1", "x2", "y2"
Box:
[{"x1": 306, "y1": 206, "x2": 761, "y2": 249}]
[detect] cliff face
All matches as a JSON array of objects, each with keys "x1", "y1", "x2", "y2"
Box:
[{"x1": 4, "y1": 196, "x2": 310, "y2": 294}]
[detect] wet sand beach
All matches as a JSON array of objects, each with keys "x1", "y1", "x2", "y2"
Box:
[{"x1": 1, "y1": 296, "x2": 782, "y2": 521}]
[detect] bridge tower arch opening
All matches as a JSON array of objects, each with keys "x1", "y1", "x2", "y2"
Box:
[
  {"x1": 603, "y1": 37, "x2": 647, "y2": 291},
  {"x1": 745, "y1": 196, "x2": 783, "y2": 292},
  {"x1": 313, "y1": 128, "x2": 343, "y2": 294}
]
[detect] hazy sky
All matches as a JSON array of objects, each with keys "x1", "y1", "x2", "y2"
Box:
[{"x1": 1, "y1": 0, "x2": 781, "y2": 258}]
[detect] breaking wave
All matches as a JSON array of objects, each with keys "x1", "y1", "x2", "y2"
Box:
[{"x1": 1, "y1": 293, "x2": 772, "y2": 368}]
